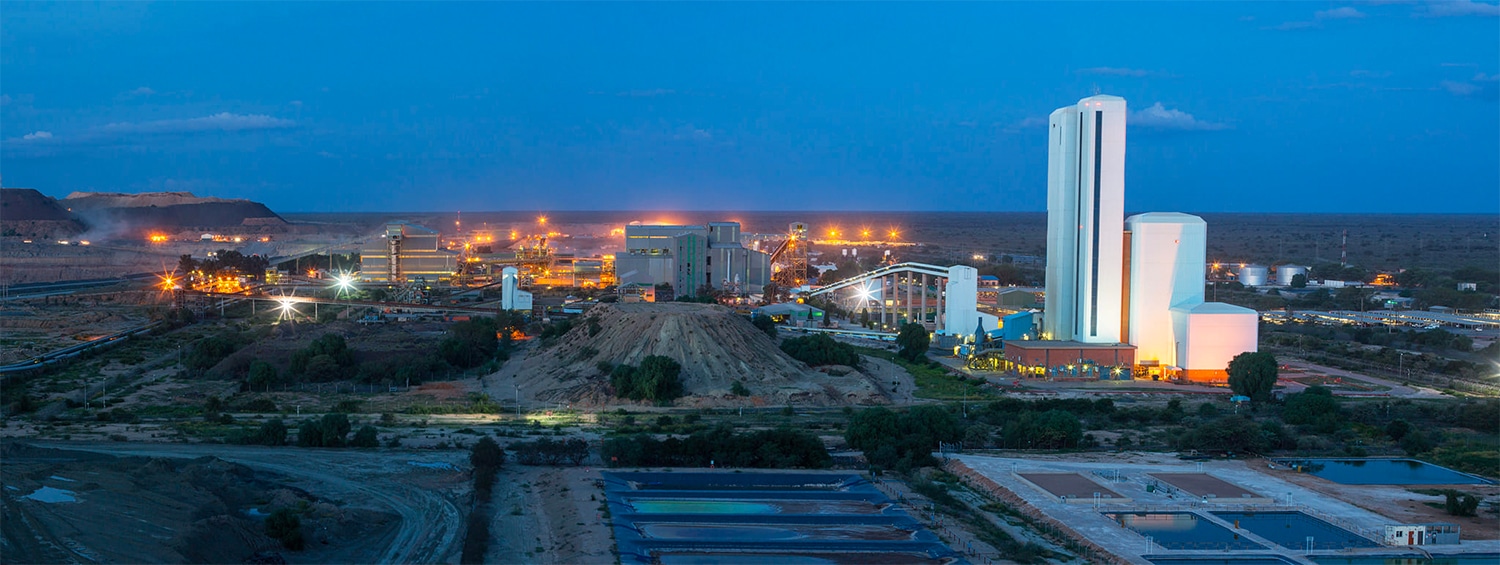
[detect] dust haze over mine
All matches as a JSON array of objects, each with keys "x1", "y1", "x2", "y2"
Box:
[{"x1": 2, "y1": 2, "x2": 1499, "y2": 565}]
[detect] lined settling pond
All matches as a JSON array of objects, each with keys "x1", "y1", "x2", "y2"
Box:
[
  {"x1": 1106, "y1": 512, "x2": 1264, "y2": 551},
  {"x1": 1212, "y1": 511, "x2": 1379, "y2": 550},
  {"x1": 604, "y1": 472, "x2": 962, "y2": 564},
  {"x1": 1278, "y1": 459, "x2": 1491, "y2": 485}
]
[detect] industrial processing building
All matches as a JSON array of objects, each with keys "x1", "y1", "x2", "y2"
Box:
[
  {"x1": 1021, "y1": 94, "x2": 1258, "y2": 383},
  {"x1": 361, "y1": 221, "x2": 460, "y2": 283},
  {"x1": 1043, "y1": 94, "x2": 1127, "y2": 345},
  {"x1": 615, "y1": 221, "x2": 771, "y2": 298}
]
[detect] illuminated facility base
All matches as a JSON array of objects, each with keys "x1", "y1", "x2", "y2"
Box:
[{"x1": 1001, "y1": 340, "x2": 1136, "y2": 380}]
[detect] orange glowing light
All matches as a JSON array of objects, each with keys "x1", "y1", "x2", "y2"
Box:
[
  {"x1": 860, "y1": 228, "x2": 871, "y2": 239},
  {"x1": 148, "y1": 234, "x2": 169, "y2": 243},
  {"x1": 537, "y1": 215, "x2": 548, "y2": 226}
]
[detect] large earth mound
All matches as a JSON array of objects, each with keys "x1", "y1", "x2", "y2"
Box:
[
  {"x1": 509, "y1": 302, "x2": 886, "y2": 407},
  {"x1": 63, "y1": 191, "x2": 286, "y2": 229},
  {"x1": 0, "y1": 188, "x2": 86, "y2": 237}
]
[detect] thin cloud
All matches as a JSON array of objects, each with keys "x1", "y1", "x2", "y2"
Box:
[
  {"x1": 1350, "y1": 70, "x2": 1393, "y2": 78},
  {"x1": 1130, "y1": 103, "x2": 1230, "y2": 131},
  {"x1": 1002, "y1": 116, "x2": 1048, "y2": 133},
  {"x1": 4, "y1": 112, "x2": 297, "y2": 154},
  {"x1": 1268, "y1": 20, "x2": 1320, "y2": 30},
  {"x1": 1269, "y1": 5, "x2": 1369, "y2": 31},
  {"x1": 123, "y1": 86, "x2": 156, "y2": 97},
  {"x1": 1076, "y1": 67, "x2": 1177, "y2": 78},
  {"x1": 99, "y1": 112, "x2": 295, "y2": 134},
  {"x1": 1415, "y1": 0, "x2": 1500, "y2": 17},
  {"x1": 617, "y1": 88, "x2": 676, "y2": 98},
  {"x1": 1441, "y1": 72, "x2": 1500, "y2": 100},
  {"x1": 1316, "y1": 7, "x2": 1367, "y2": 19}
]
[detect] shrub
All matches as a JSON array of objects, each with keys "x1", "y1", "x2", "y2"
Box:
[
  {"x1": 1444, "y1": 491, "x2": 1480, "y2": 517},
  {"x1": 265, "y1": 508, "x2": 304, "y2": 550},
  {"x1": 750, "y1": 315, "x2": 777, "y2": 338},
  {"x1": 251, "y1": 419, "x2": 288, "y2": 446},
  {"x1": 731, "y1": 380, "x2": 750, "y2": 396},
  {"x1": 1283, "y1": 386, "x2": 1341, "y2": 432}
]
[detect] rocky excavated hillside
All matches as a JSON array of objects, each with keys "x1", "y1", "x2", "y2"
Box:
[
  {"x1": 509, "y1": 302, "x2": 886, "y2": 407},
  {"x1": 1, "y1": 189, "x2": 287, "y2": 238},
  {"x1": 63, "y1": 191, "x2": 286, "y2": 229}
]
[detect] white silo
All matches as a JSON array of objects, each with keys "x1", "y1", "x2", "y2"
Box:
[
  {"x1": 501, "y1": 267, "x2": 532, "y2": 311},
  {"x1": 1238, "y1": 265, "x2": 1269, "y2": 287},
  {"x1": 1276, "y1": 265, "x2": 1308, "y2": 286}
]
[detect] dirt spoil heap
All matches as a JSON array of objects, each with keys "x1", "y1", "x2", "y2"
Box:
[{"x1": 511, "y1": 302, "x2": 885, "y2": 406}]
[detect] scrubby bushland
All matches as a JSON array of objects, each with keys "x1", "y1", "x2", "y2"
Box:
[
  {"x1": 845, "y1": 406, "x2": 962, "y2": 473},
  {"x1": 512, "y1": 437, "x2": 589, "y2": 466},
  {"x1": 462, "y1": 437, "x2": 505, "y2": 564},
  {"x1": 602, "y1": 424, "x2": 830, "y2": 468},
  {"x1": 609, "y1": 355, "x2": 685, "y2": 402},
  {"x1": 780, "y1": 333, "x2": 860, "y2": 366},
  {"x1": 297, "y1": 413, "x2": 352, "y2": 447}
]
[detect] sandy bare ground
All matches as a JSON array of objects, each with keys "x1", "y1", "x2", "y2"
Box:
[{"x1": 488, "y1": 465, "x2": 614, "y2": 564}]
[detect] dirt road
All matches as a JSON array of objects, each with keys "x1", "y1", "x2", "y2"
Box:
[{"x1": 30, "y1": 441, "x2": 468, "y2": 564}]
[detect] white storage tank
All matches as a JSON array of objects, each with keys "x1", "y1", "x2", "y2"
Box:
[
  {"x1": 1238, "y1": 265, "x2": 1269, "y2": 287},
  {"x1": 1276, "y1": 264, "x2": 1308, "y2": 286}
]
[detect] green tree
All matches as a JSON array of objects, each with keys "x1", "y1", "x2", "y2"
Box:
[
  {"x1": 634, "y1": 355, "x2": 685, "y2": 402},
  {"x1": 1291, "y1": 273, "x2": 1308, "y2": 288},
  {"x1": 896, "y1": 323, "x2": 931, "y2": 362},
  {"x1": 471, "y1": 436, "x2": 506, "y2": 470},
  {"x1": 1227, "y1": 351, "x2": 1279, "y2": 402},
  {"x1": 350, "y1": 425, "x2": 380, "y2": 448},
  {"x1": 247, "y1": 360, "x2": 280, "y2": 390},
  {"x1": 303, "y1": 354, "x2": 342, "y2": 381},
  {"x1": 731, "y1": 380, "x2": 750, "y2": 396}
]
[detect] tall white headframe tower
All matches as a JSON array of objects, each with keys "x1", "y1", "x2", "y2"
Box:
[{"x1": 1043, "y1": 94, "x2": 1127, "y2": 343}]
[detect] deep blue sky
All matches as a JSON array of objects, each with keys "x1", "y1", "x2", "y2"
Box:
[{"x1": 2, "y1": 2, "x2": 1497, "y2": 213}]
